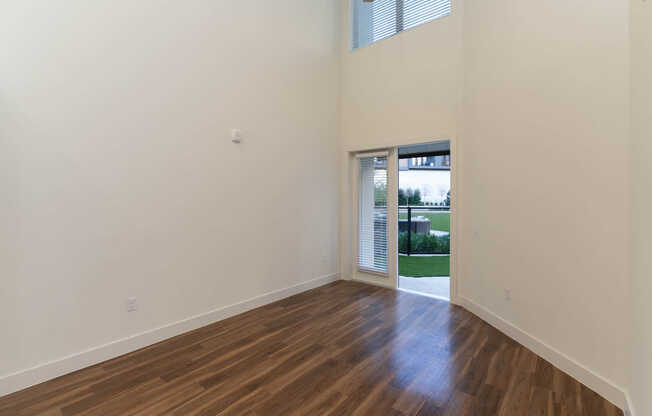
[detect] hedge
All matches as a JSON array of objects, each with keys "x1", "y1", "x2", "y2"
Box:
[{"x1": 398, "y1": 231, "x2": 450, "y2": 255}]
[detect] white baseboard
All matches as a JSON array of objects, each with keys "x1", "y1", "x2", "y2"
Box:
[
  {"x1": 0, "y1": 273, "x2": 340, "y2": 398},
  {"x1": 457, "y1": 296, "x2": 629, "y2": 413},
  {"x1": 624, "y1": 391, "x2": 636, "y2": 416}
]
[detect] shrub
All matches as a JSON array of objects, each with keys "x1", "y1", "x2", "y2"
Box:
[
  {"x1": 399, "y1": 188, "x2": 424, "y2": 206},
  {"x1": 398, "y1": 231, "x2": 450, "y2": 254},
  {"x1": 398, "y1": 188, "x2": 407, "y2": 205}
]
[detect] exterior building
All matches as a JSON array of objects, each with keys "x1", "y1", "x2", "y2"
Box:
[{"x1": 399, "y1": 155, "x2": 451, "y2": 171}]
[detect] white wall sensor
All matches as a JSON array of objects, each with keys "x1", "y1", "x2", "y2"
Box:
[{"x1": 231, "y1": 129, "x2": 242, "y2": 144}]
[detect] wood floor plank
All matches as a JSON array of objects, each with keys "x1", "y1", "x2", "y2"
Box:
[{"x1": 0, "y1": 281, "x2": 623, "y2": 415}]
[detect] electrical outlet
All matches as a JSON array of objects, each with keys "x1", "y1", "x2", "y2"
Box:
[
  {"x1": 126, "y1": 297, "x2": 138, "y2": 312},
  {"x1": 504, "y1": 288, "x2": 512, "y2": 301}
]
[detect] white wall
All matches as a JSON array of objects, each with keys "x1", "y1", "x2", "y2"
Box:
[
  {"x1": 339, "y1": 0, "x2": 631, "y2": 408},
  {"x1": 630, "y1": 0, "x2": 652, "y2": 414},
  {"x1": 460, "y1": 0, "x2": 630, "y2": 397},
  {"x1": 0, "y1": 0, "x2": 339, "y2": 388},
  {"x1": 339, "y1": 3, "x2": 462, "y2": 150}
]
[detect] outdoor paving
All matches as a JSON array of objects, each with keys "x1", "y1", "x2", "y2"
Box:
[
  {"x1": 399, "y1": 275, "x2": 450, "y2": 299},
  {"x1": 429, "y1": 230, "x2": 450, "y2": 237}
]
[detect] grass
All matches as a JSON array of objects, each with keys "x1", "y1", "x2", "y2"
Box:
[
  {"x1": 399, "y1": 212, "x2": 450, "y2": 232},
  {"x1": 399, "y1": 255, "x2": 450, "y2": 277}
]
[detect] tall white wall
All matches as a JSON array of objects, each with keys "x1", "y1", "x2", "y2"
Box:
[
  {"x1": 460, "y1": 0, "x2": 630, "y2": 396},
  {"x1": 339, "y1": 0, "x2": 631, "y2": 408},
  {"x1": 630, "y1": 0, "x2": 652, "y2": 414},
  {"x1": 0, "y1": 0, "x2": 340, "y2": 389}
]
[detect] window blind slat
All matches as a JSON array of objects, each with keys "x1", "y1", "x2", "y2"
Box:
[
  {"x1": 352, "y1": 0, "x2": 451, "y2": 49},
  {"x1": 371, "y1": 0, "x2": 397, "y2": 42},
  {"x1": 404, "y1": 0, "x2": 451, "y2": 29}
]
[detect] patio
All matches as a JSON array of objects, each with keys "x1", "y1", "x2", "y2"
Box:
[{"x1": 399, "y1": 275, "x2": 450, "y2": 300}]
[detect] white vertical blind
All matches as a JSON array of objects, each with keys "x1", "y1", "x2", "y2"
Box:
[
  {"x1": 352, "y1": 0, "x2": 451, "y2": 49},
  {"x1": 358, "y1": 156, "x2": 388, "y2": 274}
]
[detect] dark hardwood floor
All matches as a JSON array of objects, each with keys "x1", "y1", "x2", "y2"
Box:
[{"x1": 0, "y1": 281, "x2": 622, "y2": 416}]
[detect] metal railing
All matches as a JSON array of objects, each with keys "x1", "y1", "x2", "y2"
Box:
[{"x1": 399, "y1": 206, "x2": 450, "y2": 256}]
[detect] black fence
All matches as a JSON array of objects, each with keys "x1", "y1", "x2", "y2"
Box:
[{"x1": 399, "y1": 206, "x2": 450, "y2": 256}]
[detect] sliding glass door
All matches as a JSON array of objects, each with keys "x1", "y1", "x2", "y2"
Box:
[{"x1": 352, "y1": 141, "x2": 454, "y2": 300}]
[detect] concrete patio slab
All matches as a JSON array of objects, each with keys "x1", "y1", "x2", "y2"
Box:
[{"x1": 399, "y1": 275, "x2": 450, "y2": 300}]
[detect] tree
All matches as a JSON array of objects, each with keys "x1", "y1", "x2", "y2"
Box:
[
  {"x1": 398, "y1": 188, "x2": 408, "y2": 206},
  {"x1": 444, "y1": 190, "x2": 451, "y2": 207},
  {"x1": 374, "y1": 182, "x2": 387, "y2": 206},
  {"x1": 409, "y1": 189, "x2": 423, "y2": 206},
  {"x1": 399, "y1": 188, "x2": 423, "y2": 206}
]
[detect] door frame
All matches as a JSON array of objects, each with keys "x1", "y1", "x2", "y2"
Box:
[
  {"x1": 344, "y1": 137, "x2": 458, "y2": 303},
  {"x1": 350, "y1": 147, "x2": 399, "y2": 289}
]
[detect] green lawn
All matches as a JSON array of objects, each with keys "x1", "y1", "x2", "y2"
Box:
[
  {"x1": 399, "y1": 212, "x2": 450, "y2": 232},
  {"x1": 399, "y1": 255, "x2": 450, "y2": 277}
]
